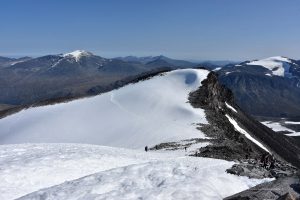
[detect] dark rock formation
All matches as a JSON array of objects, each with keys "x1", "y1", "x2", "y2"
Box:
[
  {"x1": 189, "y1": 72, "x2": 300, "y2": 169},
  {"x1": 189, "y1": 72, "x2": 265, "y2": 161}
]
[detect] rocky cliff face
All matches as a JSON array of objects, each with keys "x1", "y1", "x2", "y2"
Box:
[
  {"x1": 189, "y1": 72, "x2": 300, "y2": 169},
  {"x1": 189, "y1": 72, "x2": 265, "y2": 161}
]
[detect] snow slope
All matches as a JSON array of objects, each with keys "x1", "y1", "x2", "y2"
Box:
[
  {"x1": 246, "y1": 56, "x2": 292, "y2": 77},
  {"x1": 0, "y1": 143, "x2": 271, "y2": 200},
  {"x1": 0, "y1": 69, "x2": 209, "y2": 148}
]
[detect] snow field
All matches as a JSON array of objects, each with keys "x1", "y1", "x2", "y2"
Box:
[
  {"x1": 0, "y1": 143, "x2": 182, "y2": 200},
  {"x1": 0, "y1": 69, "x2": 209, "y2": 148},
  {"x1": 5, "y1": 144, "x2": 272, "y2": 200}
]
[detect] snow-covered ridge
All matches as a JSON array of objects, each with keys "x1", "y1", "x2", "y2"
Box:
[
  {"x1": 63, "y1": 50, "x2": 92, "y2": 61},
  {"x1": 0, "y1": 69, "x2": 209, "y2": 148},
  {"x1": 246, "y1": 56, "x2": 293, "y2": 77}
]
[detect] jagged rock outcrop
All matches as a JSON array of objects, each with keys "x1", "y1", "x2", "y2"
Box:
[
  {"x1": 189, "y1": 71, "x2": 300, "y2": 169},
  {"x1": 188, "y1": 71, "x2": 300, "y2": 198},
  {"x1": 189, "y1": 72, "x2": 265, "y2": 161}
]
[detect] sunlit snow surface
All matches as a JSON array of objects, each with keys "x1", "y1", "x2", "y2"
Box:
[
  {"x1": 0, "y1": 69, "x2": 209, "y2": 148},
  {"x1": 0, "y1": 143, "x2": 272, "y2": 200}
]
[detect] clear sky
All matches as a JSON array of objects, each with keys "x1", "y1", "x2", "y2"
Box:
[{"x1": 1, "y1": 0, "x2": 300, "y2": 60}]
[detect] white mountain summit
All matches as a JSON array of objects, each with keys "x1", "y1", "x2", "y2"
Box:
[{"x1": 63, "y1": 50, "x2": 93, "y2": 62}]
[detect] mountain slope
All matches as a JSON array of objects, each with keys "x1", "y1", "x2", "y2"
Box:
[
  {"x1": 0, "y1": 69, "x2": 209, "y2": 148},
  {"x1": 0, "y1": 56, "x2": 31, "y2": 68},
  {"x1": 218, "y1": 56, "x2": 300, "y2": 118},
  {"x1": 1, "y1": 68, "x2": 299, "y2": 166},
  {"x1": 0, "y1": 68, "x2": 298, "y2": 199},
  {"x1": 189, "y1": 72, "x2": 300, "y2": 168}
]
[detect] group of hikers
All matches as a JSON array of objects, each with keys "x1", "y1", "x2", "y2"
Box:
[
  {"x1": 144, "y1": 145, "x2": 158, "y2": 152},
  {"x1": 144, "y1": 145, "x2": 188, "y2": 152}
]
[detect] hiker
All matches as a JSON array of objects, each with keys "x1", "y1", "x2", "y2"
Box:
[
  {"x1": 270, "y1": 159, "x2": 275, "y2": 169},
  {"x1": 269, "y1": 155, "x2": 275, "y2": 169},
  {"x1": 145, "y1": 146, "x2": 148, "y2": 152},
  {"x1": 184, "y1": 147, "x2": 187, "y2": 152}
]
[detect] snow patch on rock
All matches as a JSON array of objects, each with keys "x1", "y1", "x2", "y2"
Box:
[
  {"x1": 225, "y1": 102, "x2": 237, "y2": 113},
  {"x1": 226, "y1": 115, "x2": 270, "y2": 152}
]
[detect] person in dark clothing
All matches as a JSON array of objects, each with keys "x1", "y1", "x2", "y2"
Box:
[
  {"x1": 145, "y1": 146, "x2": 148, "y2": 152},
  {"x1": 184, "y1": 147, "x2": 187, "y2": 152},
  {"x1": 270, "y1": 159, "x2": 275, "y2": 169}
]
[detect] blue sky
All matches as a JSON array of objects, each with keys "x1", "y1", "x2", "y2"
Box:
[{"x1": 1, "y1": 0, "x2": 300, "y2": 60}]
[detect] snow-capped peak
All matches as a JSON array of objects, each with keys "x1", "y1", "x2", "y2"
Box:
[
  {"x1": 246, "y1": 56, "x2": 292, "y2": 77},
  {"x1": 63, "y1": 50, "x2": 92, "y2": 62}
]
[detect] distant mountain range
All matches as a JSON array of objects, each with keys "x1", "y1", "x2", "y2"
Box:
[
  {"x1": 115, "y1": 55, "x2": 196, "y2": 68},
  {"x1": 218, "y1": 56, "x2": 300, "y2": 119},
  {"x1": 1, "y1": 51, "x2": 299, "y2": 120},
  {"x1": 0, "y1": 56, "x2": 32, "y2": 67},
  {"x1": 0, "y1": 50, "x2": 223, "y2": 110}
]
